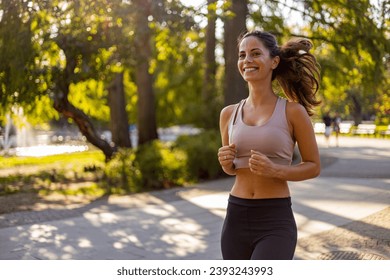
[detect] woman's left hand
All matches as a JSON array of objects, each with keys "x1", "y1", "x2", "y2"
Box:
[{"x1": 249, "y1": 150, "x2": 276, "y2": 177}]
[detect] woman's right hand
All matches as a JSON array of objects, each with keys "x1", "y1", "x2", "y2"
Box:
[{"x1": 218, "y1": 143, "x2": 236, "y2": 169}]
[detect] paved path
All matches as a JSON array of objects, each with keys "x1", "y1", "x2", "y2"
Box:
[{"x1": 0, "y1": 136, "x2": 389, "y2": 260}]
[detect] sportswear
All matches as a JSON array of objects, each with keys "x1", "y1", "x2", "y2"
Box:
[{"x1": 228, "y1": 97, "x2": 294, "y2": 168}]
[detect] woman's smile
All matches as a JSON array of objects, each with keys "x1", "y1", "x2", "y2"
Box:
[{"x1": 243, "y1": 67, "x2": 259, "y2": 73}]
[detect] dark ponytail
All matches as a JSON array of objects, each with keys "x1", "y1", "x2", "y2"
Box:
[
  {"x1": 238, "y1": 31, "x2": 321, "y2": 116},
  {"x1": 275, "y1": 38, "x2": 321, "y2": 116}
]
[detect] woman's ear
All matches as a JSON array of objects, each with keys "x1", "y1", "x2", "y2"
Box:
[{"x1": 272, "y1": 56, "x2": 280, "y2": 69}]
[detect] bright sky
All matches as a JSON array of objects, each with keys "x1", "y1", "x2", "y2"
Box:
[
  {"x1": 180, "y1": 0, "x2": 306, "y2": 31},
  {"x1": 181, "y1": 0, "x2": 205, "y2": 8},
  {"x1": 181, "y1": 0, "x2": 386, "y2": 29}
]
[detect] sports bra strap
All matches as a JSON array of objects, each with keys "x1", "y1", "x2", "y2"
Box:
[
  {"x1": 228, "y1": 99, "x2": 245, "y2": 143},
  {"x1": 231, "y1": 99, "x2": 244, "y2": 125}
]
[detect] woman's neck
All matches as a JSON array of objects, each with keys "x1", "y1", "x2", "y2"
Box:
[{"x1": 247, "y1": 82, "x2": 276, "y2": 106}]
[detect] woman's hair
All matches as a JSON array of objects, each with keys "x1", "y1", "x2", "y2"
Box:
[{"x1": 238, "y1": 30, "x2": 321, "y2": 116}]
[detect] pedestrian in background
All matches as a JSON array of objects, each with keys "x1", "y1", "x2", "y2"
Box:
[
  {"x1": 322, "y1": 112, "x2": 332, "y2": 147},
  {"x1": 333, "y1": 113, "x2": 341, "y2": 147},
  {"x1": 217, "y1": 30, "x2": 321, "y2": 260}
]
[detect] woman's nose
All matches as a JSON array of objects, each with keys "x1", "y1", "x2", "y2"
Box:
[{"x1": 244, "y1": 54, "x2": 253, "y2": 63}]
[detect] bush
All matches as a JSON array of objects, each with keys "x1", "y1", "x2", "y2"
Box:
[
  {"x1": 175, "y1": 129, "x2": 223, "y2": 180},
  {"x1": 104, "y1": 148, "x2": 142, "y2": 194},
  {"x1": 104, "y1": 141, "x2": 188, "y2": 192},
  {"x1": 104, "y1": 130, "x2": 224, "y2": 193},
  {"x1": 136, "y1": 140, "x2": 188, "y2": 190}
]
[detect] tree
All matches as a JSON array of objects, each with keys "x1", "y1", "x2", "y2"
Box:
[
  {"x1": 286, "y1": 0, "x2": 389, "y2": 123},
  {"x1": 200, "y1": 0, "x2": 219, "y2": 129},
  {"x1": 1, "y1": 0, "x2": 133, "y2": 159},
  {"x1": 223, "y1": 0, "x2": 248, "y2": 106},
  {"x1": 108, "y1": 72, "x2": 131, "y2": 148},
  {"x1": 140, "y1": 1, "x2": 204, "y2": 128},
  {"x1": 132, "y1": 0, "x2": 158, "y2": 145},
  {"x1": 0, "y1": 0, "x2": 205, "y2": 156},
  {"x1": 0, "y1": 0, "x2": 39, "y2": 108},
  {"x1": 49, "y1": 0, "x2": 126, "y2": 159},
  {"x1": 127, "y1": 0, "x2": 201, "y2": 142}
]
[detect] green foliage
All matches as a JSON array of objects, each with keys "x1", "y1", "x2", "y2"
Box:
[
  {"x1": 248, "y1": 0, "x2": 291, "y2": 37},
  {"x1": 102, "y1": 132, "x2": 224, "y2": 193},
  {"x1": 175, "y1": 129, "x2": 223, "y2": 180},
  {"x1": 22, "y1": 95, "x2": 59, "y2": 125},
  {"x1": 0, "y1": 171, "x2": 106, "y2": 197},
  {"x1": 153, "y1": 26, "x2": 205, "y2": 127},
  {"x1": 0, "y1": 174, "x2": 32, "y2": 195},
  {"x1": 248, "y1": 0, "x2": 389, "y2": 123},
  {"x1": 374, "y1": 71, "x2": 390, "y2": 125},
  {"x1": 68, "y1": 79, "x2": 110, "y2": 122},
  {"x1": 38, "y1": 182, "x2": 105, "y2": 197},
  {"x1": 136, "y1": 140, "x2": 188, "y2": 190},
  {"x1": 104, "y1": 141, "x2": 188, "y2": 193},
  {"x1": 123, "y1": 70, "x2": 138, "y2": 125},
  {"x1": 0, "y1": 1, "x2": 40, "y2": 107},
  {"x1": 0, "y1": 132, "x2": 225, "y2": 198},
  {"x1": 1, "y1": 0, "x2": 388, "y2": 159},
  {"x1": 299, "y1": 0, "x2": 389, "y2": 122},
  {"x1": 103, "y1": 148, "x2": 142, "y2": 194}
]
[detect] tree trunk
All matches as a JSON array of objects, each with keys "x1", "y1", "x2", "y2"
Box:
[
  {"x1": 53, "y1": 34, "x2": 116, "y2": 161},
  {"x1": 347, "y1": 90, "x2": 363, "y2": 125},
  {"x1": 201, "y1": 0, "x2": 218, "y2": 129},
  {"x1": 53, "y1": 94, "x2": 116, "y2": 161},
  {"x1": 223, "y1": 0, "x2": 248, "y2": 106},
  {"x1": 133, "y1": 0, "x2": 158, "y2": 145},
  {"x1": 107, "y1": 72, "x2": 131, "y2": 148}
]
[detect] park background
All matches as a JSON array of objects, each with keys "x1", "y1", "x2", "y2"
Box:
[{"x1": 0, "y1": 0, "x2": 389, "y2": 214}]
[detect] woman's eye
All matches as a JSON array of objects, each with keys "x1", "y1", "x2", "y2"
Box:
[
  {"x1": 252, "y1": 52, "x2": 261, "y2": 57},
  {"x1": 239, "y1": 54, "x2": 245, "y2": 59}
]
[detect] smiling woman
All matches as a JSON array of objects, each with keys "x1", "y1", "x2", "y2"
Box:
[
  {"x1": 237, "y1": 36, "x2": 280, "y2": 84},
  {"x1": 217, "y1": 30, "x2": 321, "y2": 260}
]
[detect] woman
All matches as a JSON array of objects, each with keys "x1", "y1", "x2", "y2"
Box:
[
  {"x1": 218, "y1": 30, "x2": 321, "y2": 260},
  {"x1": 333, "y1": 113, "x2": 341, "y2": 147},
  {"x1": 322, "y1": 112, "x2": 332, "y2": 147}
]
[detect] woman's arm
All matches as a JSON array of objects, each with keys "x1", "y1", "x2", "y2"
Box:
[{"x1": 218, "y1": 105, "x2": 237, "y2": 176}]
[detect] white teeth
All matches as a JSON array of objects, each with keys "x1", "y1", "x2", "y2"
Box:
[{"x1": 244, "y1": 68, "x2": 257, "y2": 72}]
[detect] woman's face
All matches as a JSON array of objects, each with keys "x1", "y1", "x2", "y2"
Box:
[{"x1": 237, "y1": 36, "x2": 279, "y2": 83}]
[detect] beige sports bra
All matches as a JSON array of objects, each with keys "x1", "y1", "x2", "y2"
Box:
[{"x1": 228, "y1": 97, "x2": 295, "y2": 169}]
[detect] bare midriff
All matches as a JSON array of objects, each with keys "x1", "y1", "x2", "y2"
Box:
[{"x1": 230, "y1": 168, "x2": 290, "y2": 199}]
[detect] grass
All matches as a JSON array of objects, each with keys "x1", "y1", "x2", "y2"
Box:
[
  {"x1": 0, "y1": 149, "x2": 105, "y2": 169},
  {"x1": 37, "y1": 182, "x2": 106, "y2": 197},
  {"x1": 0, "y1": 149, "x2": 107, "y2": 197},
  {"x1": 376, "y1": 125, "x2": 390, "y2": 137}
]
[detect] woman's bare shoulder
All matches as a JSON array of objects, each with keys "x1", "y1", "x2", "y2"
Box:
[
  {"x1": 286, "y1": 100, "x2": 307, "y2": 114},
  {"x1": 220, "y1": 104, "x2": 236, "y2": 116},
  {"x1": 220, "y1": 103, "x2": 239, "y2": 123},
  {"x1": 285, "y1": 101, "x2": 310, "y2": 121}
]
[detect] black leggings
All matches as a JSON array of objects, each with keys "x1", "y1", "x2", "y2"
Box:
[{"x1": 221, "y1": 194, "x2": 297, "y2": 260}]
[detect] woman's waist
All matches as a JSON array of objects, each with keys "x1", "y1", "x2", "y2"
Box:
[{"x1": 231, "y1": 169, "x2": 290, "y2": 199}]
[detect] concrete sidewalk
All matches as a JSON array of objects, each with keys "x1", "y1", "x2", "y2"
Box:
[{"x1": 0, "y1": 136, "x2": 389, "y2": 260}]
